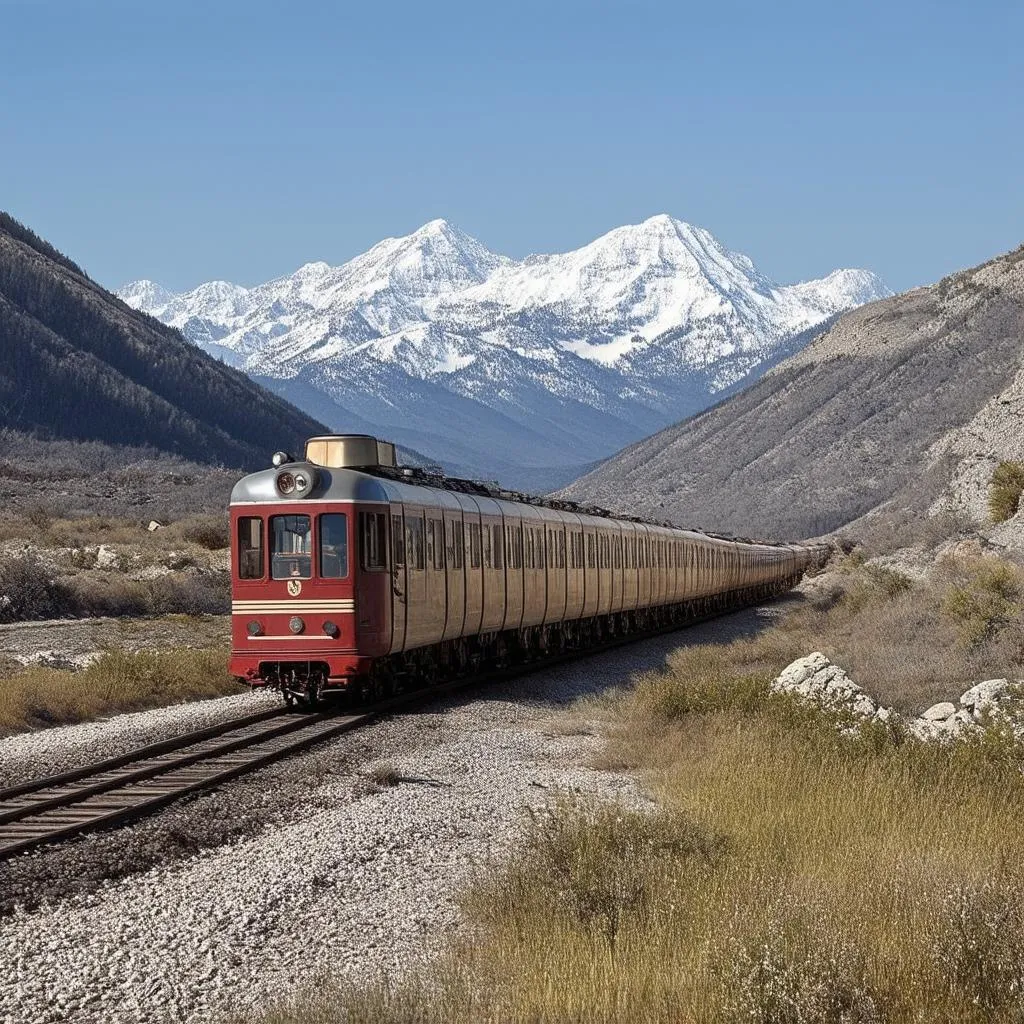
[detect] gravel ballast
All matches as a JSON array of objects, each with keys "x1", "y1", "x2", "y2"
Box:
[{"x1": 0, "y1": 604, "x2": 783, "y2": 1024}]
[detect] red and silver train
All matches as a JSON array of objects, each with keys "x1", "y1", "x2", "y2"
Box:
[{"x1": 230, "y1": 435, "x2": 822, "y2": 704}]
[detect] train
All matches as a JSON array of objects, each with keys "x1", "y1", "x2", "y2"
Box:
[{"x1": 229, "y1": 435, "x2": 825, "y2": 704}]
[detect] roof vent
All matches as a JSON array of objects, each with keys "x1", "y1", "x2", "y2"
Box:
[{"x1": 304, "y1": 435, "x2": 397, "y2": 469}]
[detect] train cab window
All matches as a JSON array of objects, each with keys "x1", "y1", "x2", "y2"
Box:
[
  {"x1": 238, "y1": 517, "x2": 264, "y2": 580},
  {"x1": 392, "y1": 516, "x2": 405, "y2": 567},
  {"x1": 270, "y1": 515, "x2": 312, "y2": 580},
  {"x1": 320, "y1": 513, "x2": 352, "y2": 577},
  {"x1": 357, "y1": 512, "x2": 384, "y2": 573}
]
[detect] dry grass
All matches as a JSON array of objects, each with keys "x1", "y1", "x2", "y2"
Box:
[
  {"x1": 769, "y1": 555, "x2": 1024, "y2": 713},
  {"x1": 0, "y1": 648, "x2": 238, "y2": 734},
  {"x1": 0, "y1": 512, "x2": 228, "y2": 551},
  {"x1": 257, "y1": 646, "x2": 1024, "y2": 1024},
  {"x1": 251, "y1": 557, "x2": 1024, "y2": 1024}
]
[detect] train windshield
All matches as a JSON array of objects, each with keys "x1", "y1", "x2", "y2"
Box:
[
  {"x1": 319, "y1": 513, "x2": 349, "y2": 578},
  {"x1": 270, "y1": 515, "x2": 312, "y2": 580}
]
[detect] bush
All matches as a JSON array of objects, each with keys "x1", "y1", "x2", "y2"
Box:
[
  {"x1": 175, "y1": 514, "x2": 230, "y2": 550},
  {"x1": 989, "y1": 461, "x2": 1024, "y2": 524},
  {"x1": 0, "y1": 552, "x2": 76, "y2": 621},
  {"x1": 723, "y1": 922, "x2": 882, "y2": 1024},
  {"x1": 497, "y1": 797, "x2": 727, "y2": 949},
  {"x1": 937, "y1": 876, "x2": 1024, "y2": 1013},
  {"x1": 944, "y1": 560, "x2": 1022, "y2": 646}
]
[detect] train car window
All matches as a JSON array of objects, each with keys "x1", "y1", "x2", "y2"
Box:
[
  {"x1": 559, "y1": 531, "x2": 566, "y2": 569},
  {"x1": 238, "y1": 517, "x2": 264, "y2": 579},
  {"x1": 392, "y1": 515, "x2": 405, "y2": 567},
  {"x1": 493, "y1": 524, "x2": 503, "y2": 570},
  {"x1": 270, "y1": 515, "x2": 312, "y2": 580},
  {"x1": 586, "y1": 534, "x2": 595, "y2": 569},
  {"x1": 358, "y1": 512, "x2": 385, "y2": 573},
  {"x1": 321, "y1": 513, "x2": 352, "y2": 577},
  {"x1": 430, "y1": 519, "x2": 445, "y2": 570},
  {"x1": 483, "y1": 522, "x2": 493, "y2": 568},
  {"x1": 407, "y1": 517, "x2": 425, "y2": 571},
  {"x1": 447, "y1": 520, "x2": 464, "y2": 569},
  {"x1": 507, "y1": 525, "x2": 522, "y2": 570},
  {"x1": 469, "y1": 522, "x2": 482, "y2": 568}
]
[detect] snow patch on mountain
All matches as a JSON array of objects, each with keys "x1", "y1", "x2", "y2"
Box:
[{"x1": 119, "y1": 216, "x2": 890, "y2": 489}]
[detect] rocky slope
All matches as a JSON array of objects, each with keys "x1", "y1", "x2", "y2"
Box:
[
  {"x1": 120, "y1": 216, "x2": 888, "y2": 489},
  {"x1": 562, "y1": 245, "x2": 1024, "y2": 540},
  {"x1": 0, "y1": 213, "x2": 325, "y2": 470}
]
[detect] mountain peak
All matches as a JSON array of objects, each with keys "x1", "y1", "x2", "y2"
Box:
[
  {"x1": 120, "y1": 216, "x2": 889, "y2": 488},
  {"x1": 118, "y1": 279, "x2": 177, "y2": 314}
]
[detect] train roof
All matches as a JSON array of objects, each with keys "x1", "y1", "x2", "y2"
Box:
[{"x1": 231, "y1": 459, "x2": 816, "y2": 553}]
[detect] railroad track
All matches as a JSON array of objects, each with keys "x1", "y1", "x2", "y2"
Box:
[
  {"x1": 0, "y1": 591, "x2": 787, "y2": 862},
  {"x1": 0, "y1": 706, "x2": 372, "y2": 861}
]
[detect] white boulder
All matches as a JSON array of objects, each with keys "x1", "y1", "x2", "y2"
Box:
[
  {"x1": 95, "y1": 544, "x2": 120, "y2": 570},
  {"x1": 921, "y1": 702, "x2": 957, "y2": 722},
  {"x1": 960, "y1": 679, "x2": 1010, "y2": 711},
  {"x1": 773, "y1": 653, "x2": 873, "y2": 716}
]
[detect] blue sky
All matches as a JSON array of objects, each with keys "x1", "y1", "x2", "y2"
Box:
[{"x1": 2, "y1": 0, "x2": 1021, "y2": 293}]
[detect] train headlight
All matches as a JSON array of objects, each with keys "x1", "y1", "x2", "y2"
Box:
[
  {"x1": 247, "y1": 620, "x2": 263, "y2": 637},
  {"x1": 275, "y1": 465, "x2": 317, "y2": 498},
  {"x1": 289, "y1": 616, "x2": 305, "y2": 634},
  {"x1": 272, "y1": 451, "x2": 292, "y2": 468},
  {"x1": 322, "y1": 620, "x2": 339, "y2": 638}
]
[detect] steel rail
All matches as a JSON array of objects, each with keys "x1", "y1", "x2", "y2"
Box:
[
  {"x1": 0, "y1": 709, "x2": 366, "y2": 861},
  {"x1": 0, "y1": 583, "x2": 791, "y2": 861}
]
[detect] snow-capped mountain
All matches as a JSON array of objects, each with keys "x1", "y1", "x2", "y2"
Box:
[{"x1": 120, "y1": 216, "x2": 890, "y2": 490}]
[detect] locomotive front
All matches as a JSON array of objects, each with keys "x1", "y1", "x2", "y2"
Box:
[{"x1": 229, "y1": 435, "x2": 395, "y2": 704}]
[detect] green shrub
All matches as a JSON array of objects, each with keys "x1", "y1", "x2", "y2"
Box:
[
  {"x1": 989, "y1": 461, "x2": 1024, "y2": 524},
  {"x1": 944, "y1": 560, "x2": 1021, "y2": 646}
]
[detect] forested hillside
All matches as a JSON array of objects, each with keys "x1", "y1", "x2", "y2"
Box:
[
  {"x1": 562, "y1": 244, "x2": 1024, "y2": 540},
  {"x1": 0, "y1": 212, "x2": 325, "y2": 468}
]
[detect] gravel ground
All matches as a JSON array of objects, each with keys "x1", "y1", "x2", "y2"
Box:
[{"x1": 0, "y1": 601, "x2": 788, "y2": 1024}]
